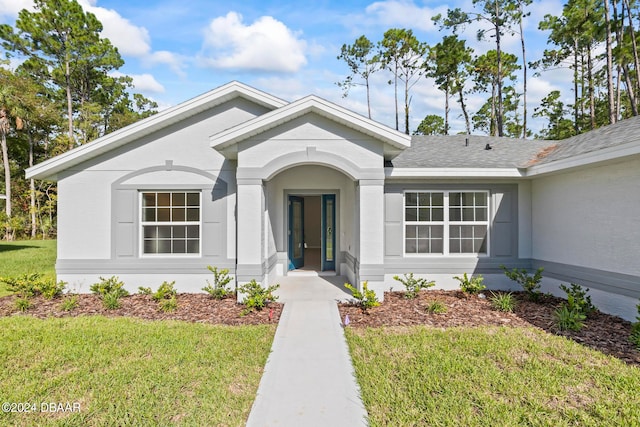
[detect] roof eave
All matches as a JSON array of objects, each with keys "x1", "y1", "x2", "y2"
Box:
[{"x1": 385, "y1": 167, "x2": 526, "y2": 179}]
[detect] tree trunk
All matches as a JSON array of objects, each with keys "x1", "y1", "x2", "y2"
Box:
[
  {"x1": 65, "y1": 53, "x2": 74, "y2": 150},
  {"x1": 519, "y1": 2, "x2": 528, "y2": 138},
  {"x1": 28, "y1": 132, "x2": 37, "y2": 238},
  {"x1": 404, "y1": 80, "x2": 410, "y2": 135},
  {"x1": 623, "y1": 0, "x2": 640, "y2": 113},
  {"x1": 458, "y1": 89, "x2": 471, "y2": 135},
  {"x1": 366, "y1": 77, "x2": 372, "y2": 119},
  {"x1": 1, "y1": 126, "x2": 12, "y2": 241},
  {"x1": 494, "y1": 2, "x2": 504, "y2": 137},
  {"x1": 604, "y1": 0, "x2": 617, "y2": 124},
  {"x1": 394, "y1": 64, "x2": 399, "y2": 131},
  {"x1": 573, "y1": 39, "x2": 579, "y2": 133},
  {"x1": 444, "y1": 86, "x2": 450, "y2": 135}
]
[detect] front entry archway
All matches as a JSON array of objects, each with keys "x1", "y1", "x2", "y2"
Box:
[{"x1": 287, "y1": 193, "x2": 336, "y2": 273}]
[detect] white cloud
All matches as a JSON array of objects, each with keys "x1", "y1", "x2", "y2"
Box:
[
  {"x1": 111, "y1": 71, "x2": 165, "y2": 94},
  {"x1": 364, "y1": 0, "x2": 447, "y2": 32},
  {"x1": 0, "y1": 0, "x2": 33, "y2": 17},
  {"x1": 201, "y1": 12, "x2": 307, "y2": 73}
]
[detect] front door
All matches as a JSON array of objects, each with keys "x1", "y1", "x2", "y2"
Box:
[
  {"x1": 322, "y1": 194, "x2": 336, "y2": 271},
  {"x1": 288, "y1": 196, "x2": 304, "y2": 270}
]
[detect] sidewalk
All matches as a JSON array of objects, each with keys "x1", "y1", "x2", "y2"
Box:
[{"x1": 246, "y1": 276, "x2": 368, "y2": 427}]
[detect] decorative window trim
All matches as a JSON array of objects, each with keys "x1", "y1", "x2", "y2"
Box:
[
  {"x1": 139, "y1": 191, "x2": 202, "y2": 257},
  {"x1": 403, "y1": 190, "x2": 490, "y2": 257}
]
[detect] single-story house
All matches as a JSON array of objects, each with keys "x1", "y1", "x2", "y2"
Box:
[{"x1": 25, "y1": 82, "x2": 640, "y2": 320}]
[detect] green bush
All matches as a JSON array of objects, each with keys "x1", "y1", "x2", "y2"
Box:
[
  {"x1": 238, "y1": 280, "x2": 279, "y2": 314},
  {"x1": 554, "y1": 305, "x2": 586, "y2": 331},
  {"x1": 559, "y1": 283, "x2": 596, "y2": 317},
  {"x1": 60, "y1": 295, "x2": 79, "y2": 312},
  {"x1": 489, "y1": 291, "x2": 517, "y2": 312},
  {"x1": 137, "y1": 286, "x2": 152, "y2": 295},
  {"x1": 500, "y1": 265, "x2": 544, "y2": 300},
  {"x1": 345, "y1": 281, "x2": 380, "y2": 311},
  {"x1": 393, "y1": 273, "x2": 435, "y2": 299},
  {"x1": 202, "y1": 266, "x2": 233, "y2": 299},
  {"x1": 159, "y1": 296, "x2": 178, "y2": 313},
  {"x1": 630, "y1": 303, "x2": 640, "y2": 349},
  {"x1": 90, "y1": 276, "x2": 129, "y2": 310},
  {"x1": 14, "y1": 297, "x2": 32, "y2": 312},
  {"x1": 426, "y1": 300, "x2": 447, "y2": 314},
  {"x1": 454, "y1": 273, "x2": 486, "y2": 295},
  {"x1": 1, "y1": 273, "x2": 66, "y2": 299},
  {"x1": 152, "y1": 281, "x2": 177, "y2": 302}
]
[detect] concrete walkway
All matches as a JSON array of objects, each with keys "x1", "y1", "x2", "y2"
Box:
[{"x1": 246, "y1": 275, "x2": 368, "y2": 427}]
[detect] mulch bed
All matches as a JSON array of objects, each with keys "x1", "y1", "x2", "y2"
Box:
[
  {"x1": 338, "y1": 290, "x2": 640, "y2": 366},
  {"x1": 0, "y1": 293, "x2": 282, "y2": 326}
]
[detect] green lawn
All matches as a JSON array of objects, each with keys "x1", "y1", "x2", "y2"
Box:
[
  {"x1": 0, "y1": 316, "x2": 275, "y2": 426},
  {"x1": 346, "y1": 326, "x2": 640, "y2": 426},
  {"x1": 0, "y1": 240, "x2": 56, "y2": 297}
]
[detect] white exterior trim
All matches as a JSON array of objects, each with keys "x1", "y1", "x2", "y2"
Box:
[
  {"x1": 25, "y1": 81, "x2": 288, "y2": 181},
  {"x1": 385, "y1": 167, "x2": 526, "y2": 178}
]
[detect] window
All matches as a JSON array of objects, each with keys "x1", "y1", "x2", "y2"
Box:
[
  {"x1": 141, "y1": 191, "x2": 201, "y2": 255},
  {"x1": 404, "y1": 191, "x2": 489, "y2": 255}
]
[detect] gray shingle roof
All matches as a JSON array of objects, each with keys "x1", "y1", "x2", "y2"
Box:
[
  {"x1": 389, "y1": 116, "x2": 640, "y2": 169},
  {"x1": 389, "y1": 135, "x2": 552, "y2": 168}
]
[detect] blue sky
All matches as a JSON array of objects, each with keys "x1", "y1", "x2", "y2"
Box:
[{"x1": 0, "y1": 0, "x2": 570, "y2": 135}]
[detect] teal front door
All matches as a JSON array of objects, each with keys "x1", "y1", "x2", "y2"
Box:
[
  {"x1": 288, "y1": 196, "x2": 304, "y2": 270},
  {"x1": 322, "y1": 194, "x2": 335, "y2": 271}
]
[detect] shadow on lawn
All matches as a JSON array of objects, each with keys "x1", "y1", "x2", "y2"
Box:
[{"x1": 0, "y1": 244, "x2": 41, "y2": 253}]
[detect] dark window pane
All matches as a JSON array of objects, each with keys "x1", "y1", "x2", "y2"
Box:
[
  {"x1": 173, "y1": 240, "x2": 186, "y2": 253},
  {"x1": 405, "y1": 239, "x2": 417, "y2": 253},
  {"x1": 405, "y1": 208, "x2": 417, "y2": 222},
  {"x1": 474, "y1": 225, "x2": 488, "y2": 239},
  {"x1": 142, "y1": 193, "x2": 156, "y2": 207},
  {"x1": 143, "y1": 226, "x2": 157, "y2": 239},
  {"x1": 143, "y1": 208, "x2": 156, "y2": 222},
  {"x1": 157, "y1": 193, "x2": 171, "y2": 207},
  {"x1": 461, "y1": 225, "x2": 473, "y2": 238},
  {"x1": 431, "y1": 226, "x2": 443, "y2": 238},
  {"x1": 406, "y1": 225, "x2": 417, "y2": 238},
  {"x1": 418, "y1": 193, "x2": 431, "y2": 207},
  {"x1": 173, "y1": 226, "x2": 186, "y2": 238},
  {"x1": 187, "y1": 208, "x2": 199, "y2": 221},
  {"x1": 417, "y1": 239, "x2": 429, "y2": 253},
  {"x1": 172, "y1": 192, "x2": 186, "y2": 206},
  {"x1": 450, "y1": 225, "x2": 460, "y2": 238},
  {"x1": 158, "y1": 226, "x2": 172, "y2": 239},
  {"x1": 432, "y1": 192, "x2": 444, "y2": 206},
  {"x1": 462, "y1": 208, "x2": 474, "y2": 221},
  {"x1": 450, "y1": 239, "x2": 461, "y2": 253},
  {"x1": 144, "y1": 240, "x2": 156, "y2": 254},
  {"x1": 432, "y1": 208, "x2": 443, "y2": 221},
  {"x1": 418, "y1": 208, "x2": 430, "y2": 221},
  {"x1": 172, "y1": 208, "x2": 185, "y2": 222},
  {"x1": 461, "y1": 239, "x2": 473, "y2": 253},
  {"x1": 477, "y1": 208, "x2": 488, "y2": 221},
  {"x1": 157, "y1": 208, "x2": 170, "y2": 222},
  {"x1": 475, "y1": 238, "x2": 487, "y2": 253},
  {"x1": 417, "y1": 225, "x2": 430, "y2": 238},
  {"x1": 475, "y1": 192, "x2": 488, "y2": 206},
  {"x1": 450, "y1": 208, "x2": 461, "y2": 221},
  {"x1": 187, "y1": 225, "x2": 199, "y2": 238},
  {"x1": 450, "y1": 192, "x2": 461, "y2": 206},
  {"x1": 431, "y1": 238, "x2": 443, "y2": 253},
  {"x1": 157, "y1": 240, "x2": 171, "y2": 253},
  {"x1": 405, "y1": 192, "x2": 417, "y2": 206},
  {"x1": 462, "y1": 192, "x2": 475, "y2": 206},
  {"x1": 187, "y1": 240, "x2": 199, "y2": 253},
  {"x1": 187, "y1": 193, "x2": 199, "y2": 206}
]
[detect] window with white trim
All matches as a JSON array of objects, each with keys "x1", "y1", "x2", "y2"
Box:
[
  {"x1": 140, "y1": 191, "x2": 201, "y2": 255},
  {"x1": 404, "y1": 191, "x2": 489, "y2": 255}
]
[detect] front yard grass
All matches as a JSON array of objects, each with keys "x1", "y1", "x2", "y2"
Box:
[
  {"x1": 346, "y1": 326, "x2": 640, "y2": 426},
  {"x1": 0, "y1": 316, "x2": 275, "y2": 426},
  {"x1": 0, "y1": 240, "x2": 56, "y2": 297}
]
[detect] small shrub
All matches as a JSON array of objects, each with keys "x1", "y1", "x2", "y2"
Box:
[
  {"x1": 1, "y1": 273, "x2": 66, "y2": 299},
  {"x1": 393, "y1": 273, "x2": 435, "y2": 299},
  {"x1": 159, "y1": 296, "x2": 178, "y2": 313},
  {"x1": 630, "y1": 303, "x2": 640, "y2": 349},
  {"x1": 559, "y1": 283, "x2": 596, "y2": 317},
  {"x1": 15, "y1": 297, "x2": 32, "y2": 312},
  {"x1": 238, "y1": 280, "x2": 279, "y2": 314},
  {"x1": 40, "y1": 280, "x2": 66, "y2": 300},
  {"x1": 554, "y1": 305, "x2": 586, "y2": 332},
  {"x1": 202, "y1": 266, "x2": 233, "y2": 299},
  {"x1": 500, "y1": 265, "x2": 544, "y2": 300},
  {"x1": 90, "y1": 276, "x2": 129, "y2": 309},
  {"x1": 454, "y1": 273, "x2": 486, "y2": 295},
  {"x1": 426, "y1": 300, "x2": 447, "y2": 314},
  {"x1": 489, "y1": 291, "x2": 517, "y2": 312},
  {"x1": 345, "y1": 281, "x2": 380, "y2": 311},
  {"x1": 152, "y1": 281, "x2": 177, "y2": 302},
  {"x1": 138, "y1": 286, "x2": 152, "y2": 295},
  {"x1": 60, "y1": 295, "x2": 79, "y2": 312}
]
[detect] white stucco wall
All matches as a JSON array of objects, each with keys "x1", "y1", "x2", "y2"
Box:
[{"x1": 531, "y1": 157, "x2": 640, "y2": 276}]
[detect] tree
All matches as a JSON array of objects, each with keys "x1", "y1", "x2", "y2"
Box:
[
  {"x1": 379, "y1": 28, "x2": 427, "y2": 134},
  {"x1": 0, "y1": 106, "x2": 11, "y2": 236},
  {"x1": 533, "y1": 90, "x2": 576, "y2": 139},
  {"x1": 413, "y1": 115, "x2": 446, "y2": 135},
  {"x1": 427, "y1": 35, "x2": 473, "y2": 134},
  {"x1": 0, "y1": 0, "x2": 125, "y2": 149},
  {"x1": 337, "y1": 35, "x2": 380, "y2": 119}
]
